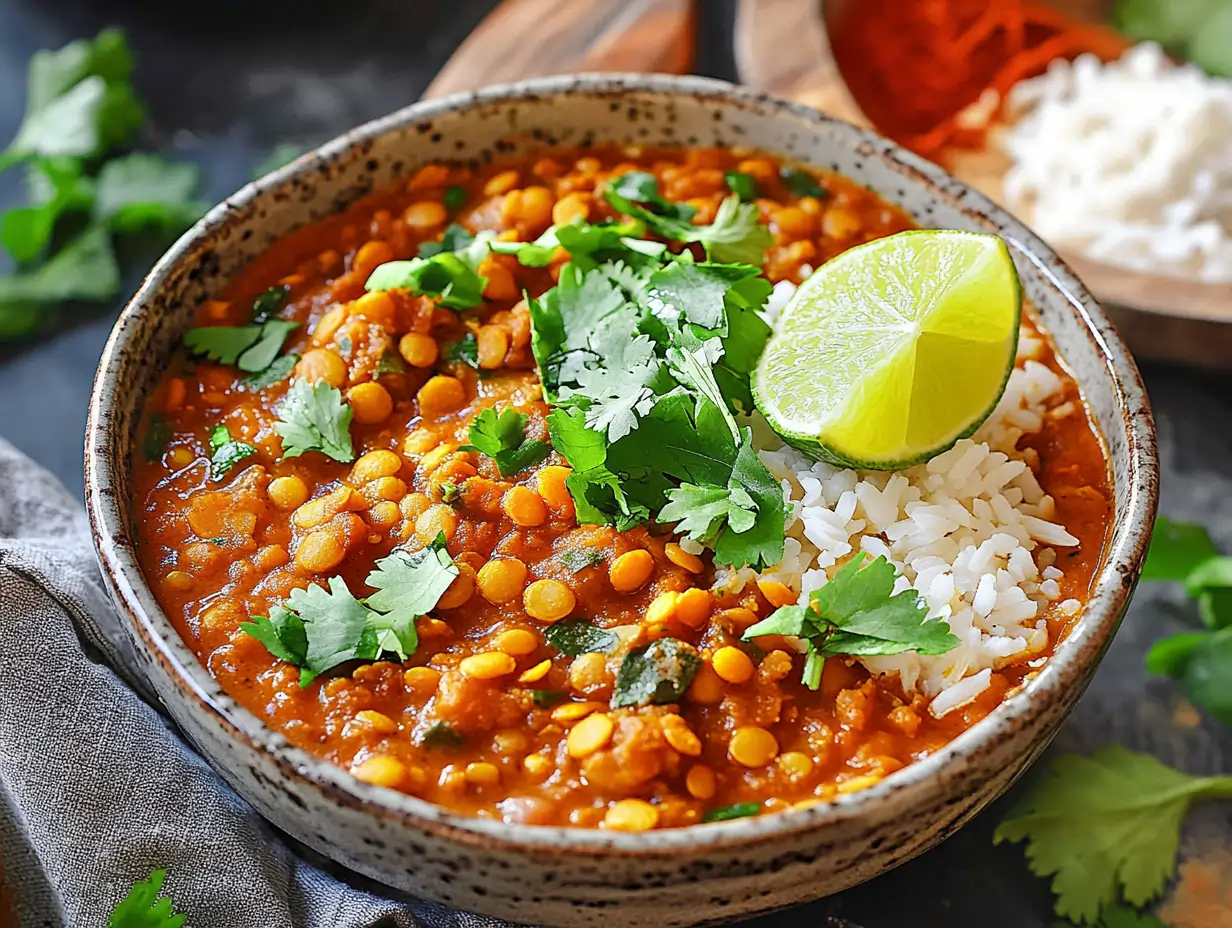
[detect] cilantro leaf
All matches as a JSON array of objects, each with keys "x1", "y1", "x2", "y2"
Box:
[
  {"x1": 994, "y1": 747, "x2": 1232, "y2": 923},
  {"x1": 274, "y1": 378, "x2": 354, "y2": 463},
  {"x1": 612, "y1": 637, "x2": 701, "y2": 708},
  {"x1": 0, "y1": 224, "x2": 120, "y2": 334},
  {"x1": 659, "y1": 483, "x2": 756, "y2": 547},
  {"x1": 183, "y1": 325, "x2": 261, "y2": 365},
  {"x1": 238, "y1": 606, "x2": 308, "y2": 667},
  {"x1": 364, "y1": 535, "x2": 459, "y2": 658},
  {"x1": 1090, "y1": 904, "x2": 1167, "y2": 928},
  {"x1": 365, "y1": 252, "x2": 487, "y2": 309},
  {"x1": 1142, "y1": 516, "x2": 1220, "y2": 581},
  {"x1": 569, "y1": 333, "x2": 662, "y2": 441},
  {"x1": 544, "y1": 619, "x2": 618, "y2": 656},
  {"x1": 2, "y1": 29, "x2": 143, "y2": 169},
  {"x1": 418, "y1": 222, "x2": 475, "y2": 258},
  {"x1": 724, "y1": 171, "x2": 759, "y2": 200},
  {"x1": 559, "y1": 547, "x2": 606, "y2": 573},
  {"x1": 530, "y1": 690, "x2": 566, "y2": 708},
  {"x1": 603, "y1": 173, "x2": 771, "y2": 265},
  {"x1": 208, "y1": 424, "x2": 257, "y2": 480},
  {"x1": 1175, "y1": 627, "x2": 1232, "y2": 724},
  {"x1": 419, "y1": 721, "x2": 466, "y2": 749},
  {"x1": 1144, "y1": 630, "x2": 1208, "y2": 677},
  {"x1": 94, "y1": 153, "x2": 206, "y2": 233},
  {"x1": 443, "y1": 332, "x2": 479, "y2": 369},
  {"x1": 460, "y1": 407, "x2": 552, "y2": 477},
  {"x1": 744, "y1": 555, "x2": 957, "y2": 687},
  {"x1": 443, "y1": 185, "x2": 467, "y2": 213},
  {"x1": 107, "y1": 869, "x2": 185, "y2": 928},
  {"x1": 281, "y1": 577, "x2": 380, "y2": 686},
  {"x1": 375, "y1": 349, "x2": 406, "y2": 375},
  {"x1": 236, "y1": 320, "x2": 298, "y2": 373},
  {"x1": 1, "y1": 157, "x2": 96, "y2": 262},
  {"x1": 244, "y1": 353, "x2": 298, "y2": 389},
  {"x1": 779, "y1": 165, "x2": 827, "y2": 199},
  {"x1": 702, "y1": 801, "x2": 762, "y2": 823}
]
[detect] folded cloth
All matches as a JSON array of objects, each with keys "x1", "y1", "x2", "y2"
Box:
[{"x1": 0, "y1": 439, "x2": 509, "y2": 928}]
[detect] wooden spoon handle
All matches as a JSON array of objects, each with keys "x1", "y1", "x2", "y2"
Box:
[
  {"x1": 424, "y1": 0, "x2": 695, "y2": 100},
  {"x1": 734, "y1": 0, "x2": 870, "y2": 126}
]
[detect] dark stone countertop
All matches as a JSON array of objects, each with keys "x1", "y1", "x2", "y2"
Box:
[{"x1": 1, "y1": 1, "x2": 1228, "y2": 925}]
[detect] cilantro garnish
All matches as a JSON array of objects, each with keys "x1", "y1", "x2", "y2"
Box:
[
  {"x1": 240, "y1": 535, "x2": 457, "y2": 685},
  {"x1": 249, "y1": 285, "x2": 289, "y2": 324},
  {"x1": 142, "y1": 414, "x2": 171, "y2": 462},
  {"x1": 368, "y1": 226, "x2": 492, "y2": 309},
  {"x1": 743, "y1": 554, "x2": 958, "y2": 688},
  {"x1": 273, "y1": 378, "x2": 354, "y2": 463},
  {"x1": 443, "y1": 185, "x2": 467, "y2": 213},
  {"x1": 544, "y1": 619, "x2": 618, "y2": 656},
  {"x1": 244, "y1": 353, "x2": 298, "y2": 389},
  {"x1": 559, "y1": 547, "x2": 605, "y2": 573},
  {"x1": 724, "y1": 171, "x2": 759, "y2": 200},
  {"x1": 443, "y1": 332, "x2": 480, "y2": 369},
  {"x1": 207, "y1": 424, "x2": 256, "y2": 481},
  {"x1": 419, "y1": 721, "x2": 466, "y2": 749},
  {"x1": 659, "y1": 483, "x2": 757, "y2": 547},
  {"x1": 611, "y1": 637, "x2": 701, "y2": 708},
  {"x1": 530, "y1": 690, "x2": 566, "y2": 708},
  {"x1": 995, "y1": 746, "x2": 1232, "y2": 924},
  {"x1": 702, "y1": 801, "x2": 762, "y2": 823},
  {"x1": 603, "y1": 171, "x2": 772, "y2": 266},
  {"x1": 182, "y1": 319, "x2": 298, "y2": 373},
  {"x1": 439, "y1": 480, "x2": 462, "y2": 504},
  {"x1": 107, "y1": 869, "x2": 185, "y2": 928},
  {"x1": 460, "y1": 407, "x2": 551, "y2": 477},
  {"x1": 418, "y1": 222, "x2": 474, "y2": 258},
  {"x1": 375, "y1": 348, "x2": 406, "y2": 375},
  {"x1": 779, "y1": 165, "x2": 828, "y2": 199}
]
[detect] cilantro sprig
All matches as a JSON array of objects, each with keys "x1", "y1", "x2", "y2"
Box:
[
  {"x1": 995, "y1": 746, "x2": 1232, "y2": 924},
  {"x1": 365, "y1": 227, "x2": 492, "y2": 310},
  {"x1": 460, "y1": 407, "x2": 551, "y2": 477},
  {"x1": 107, "y1": 869, "x2": 185, "y2": 928},
  {"x1": 1138, "y1": 516, "x2": 1232, "y2": 723},
  {"x1": 273, "y1": 378, "x2": 354, "y2": 463},
  {"x1": 743, "y1": 554, "x2": 959, "y2": 687},
  {"x1": 0, "y1": 30, "x2": 206, "y2": 340},
  {"x1": 240, "y1": 534, "x2": 457, "y2": 685},
  {"x1": 603, "y1": 171, "x2": 773, "y2": 266}
]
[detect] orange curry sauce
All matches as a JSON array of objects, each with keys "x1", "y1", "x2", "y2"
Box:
[{"x1": 133, "y1": 147, "x2": 1110, "y2": 830}]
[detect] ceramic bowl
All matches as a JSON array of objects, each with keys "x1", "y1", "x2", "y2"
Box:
[{"x1": 85, "y1": 74, "x2": 1158, "y2": 927}]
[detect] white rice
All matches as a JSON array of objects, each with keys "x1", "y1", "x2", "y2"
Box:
[
  {"x1": 998, "y1": 42, "x2": 1232, "y2": 283},
  {"x1": 732, "y1": 293, "x2": 1085, "y2": 718}
]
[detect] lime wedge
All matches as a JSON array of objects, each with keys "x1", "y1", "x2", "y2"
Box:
[{"x1": 754, "y1": 230, "x2": 1021, "y2": 470}]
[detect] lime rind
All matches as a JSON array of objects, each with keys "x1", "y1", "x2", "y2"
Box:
[{"x1": 754, "y1": 230, "x2": 1022, "y2": 470}]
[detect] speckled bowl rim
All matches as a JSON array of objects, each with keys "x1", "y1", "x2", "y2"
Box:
[{"x1": 86, "y1": 73, "x2": 1158, "y2": 856}]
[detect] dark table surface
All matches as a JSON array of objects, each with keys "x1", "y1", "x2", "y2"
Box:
[{"x1": 2, "y1": 1, "x2": 1230, "y2": 925}]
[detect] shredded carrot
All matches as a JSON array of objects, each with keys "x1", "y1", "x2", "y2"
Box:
[{"x1": 829, "y1": 0, "x2": 1131, "y2": 162}]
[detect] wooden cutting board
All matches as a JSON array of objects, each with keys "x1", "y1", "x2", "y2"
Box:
[{"x1": 734, "y1": 0, "x2": 1232, "y2": 368}]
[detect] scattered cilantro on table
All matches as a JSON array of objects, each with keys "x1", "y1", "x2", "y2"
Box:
[
  {"x1": 1139, "y1": 516, "x2": 1232, "y2": 723},
  {"x1": 0, "y1": 30, "x2": 206, "y2": 339},
  {"x1": 460, "y1": 407, "x2": 551, "y2": 477},
  {"x1": 207, "y1": 425, "x2": 256, "y2": 481},
  {"x1": 240, "y1": 534, "x2": 457, "y2": 685},
  {"x1": 995, "y1": 746, "x2": 1232, "y2": 924},
  {"x1": 107, "y1": 869, "x2": 185, "y2": 928},
  {"x1": 273, "y1": 378, "x2": 354, "y2": 463},
  {"x1": 743, "y1": 554, "x2": 959, "y2": 689}
]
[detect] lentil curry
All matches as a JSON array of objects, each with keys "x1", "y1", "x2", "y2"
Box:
[{"x1": 134, "y1": 146, "x2": 1110, "y2": 831}]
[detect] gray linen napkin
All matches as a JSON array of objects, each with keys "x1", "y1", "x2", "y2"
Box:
[{"x1": 0, "y1": 438, "x2": 509, "y2": 928}]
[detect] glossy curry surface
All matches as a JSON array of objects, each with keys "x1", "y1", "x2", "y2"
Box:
[{"x1": 133, "y1": 146, "x2": 1111, "y2": 830}]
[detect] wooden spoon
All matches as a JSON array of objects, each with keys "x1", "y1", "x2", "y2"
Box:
[
  {"x1": 735, "y1": 0, "x2": 1232, "y2": 367},
  {"x1": 424, "y1": 0, "x2": 695, "y2": 99}
]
